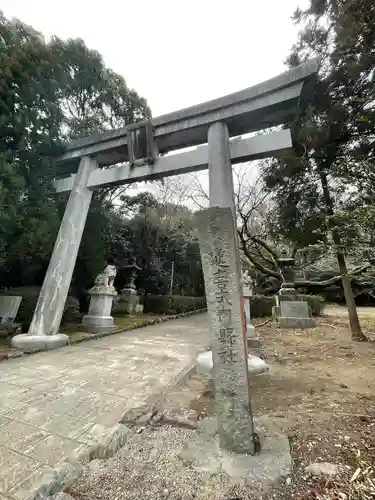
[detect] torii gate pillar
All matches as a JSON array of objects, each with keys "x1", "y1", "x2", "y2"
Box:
[
  {"x1": 195, "y1": 121, "x2": 255, "y2": 453},
  {"x1": 11, "y1": 59, "x2": 318, "y2": 352},
  {"x1": 12, "y1": 157, "x2": 97, "y2": 351}
]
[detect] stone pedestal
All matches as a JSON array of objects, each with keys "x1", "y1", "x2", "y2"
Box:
[
  {"x1": 197, "y1": 350, "x2": 270, "y2": 377},
  {"x1": 180, "y1": 416, "x2": 291, "y2": 484},
  {"x1": 114, "y1": 260, "x2": 143, "y2": 316},
  {"x1": 82, "y1": 285, "x2": 118, "y2": 333},
  {"x1": 114, "y1": 288, "x2": 142, "y2": 316},
  {"x1": 273, "y1": 294, "x2": 316, "y2": 329},
  {"x1": 195, "y1": 206, "x2": 254, "y2": 455}
]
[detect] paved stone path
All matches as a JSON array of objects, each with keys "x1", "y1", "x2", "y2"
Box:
[{"x1": 0, "y1": 314, "x2": 210, "y2": 500}]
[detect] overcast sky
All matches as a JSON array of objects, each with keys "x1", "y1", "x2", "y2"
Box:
[
  {"x1": 2, "y1": 0, "x2": 307, "y2": 117},
  {"x1": 2, "y1": 0, "x2": 309, "y2": 203}
]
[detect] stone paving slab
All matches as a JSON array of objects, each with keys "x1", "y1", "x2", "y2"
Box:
[{"x1": 0, "y1": 314, "x2": 210, "y2": 499}]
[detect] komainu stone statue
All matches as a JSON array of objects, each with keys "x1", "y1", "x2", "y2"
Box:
[
  {"x1": 82, "y1": 258, "x2": 118, "y2": 333},
  {"x1": 94, "y1": 259, "x2": 117, "y2": 289}
]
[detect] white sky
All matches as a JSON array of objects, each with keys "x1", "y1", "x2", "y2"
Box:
[
  {"x1": 2, "y1": 0, "x2": 309, "y2": 204},
  {"x1": 1, "y1": 0, "x2": 308, "y2": 117}
]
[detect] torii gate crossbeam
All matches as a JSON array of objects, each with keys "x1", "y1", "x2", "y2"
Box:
[{"x1": 12, "y1": 58, "x2": 318, "y2": 356}]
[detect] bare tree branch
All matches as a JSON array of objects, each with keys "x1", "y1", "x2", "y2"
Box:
[
  {"x1": 238, "y1": 230, "x2": 281, "y2": 279},
  {"x1": 295, "y1": 263, "x2": 372, "y2": 287}
]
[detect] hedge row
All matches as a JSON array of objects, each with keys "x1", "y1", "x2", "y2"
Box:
[
  {"x1": 1, "y1": 287, "x2": 324, "y2": 330},
  {"x1": 249, "y1": 294, "x2": 325, "y2": 318},
  {"x1": 143, "y1": 294, "x2": 324, "y2": 317},
  {"x1": 143, "y1": 295, "x2": 206, "y2": 315},
  {"x1": 2, "y1": 287, "x2": 81, "y2": 332}
]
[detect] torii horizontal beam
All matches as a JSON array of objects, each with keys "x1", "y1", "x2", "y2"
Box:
[
  {"x1": 56, "y1": 58, "x2": 318, "y2": 170},
  {"x1": 54, "y1": 129, "x2": 292, "y2": 193},
  {"x1": 12, "y1": 58, "x2": 319, "y2": 355}
]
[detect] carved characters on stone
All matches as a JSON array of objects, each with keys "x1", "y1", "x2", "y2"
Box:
[{"x1": 208, "y1": 248, "x2": 237, "y2": 365}]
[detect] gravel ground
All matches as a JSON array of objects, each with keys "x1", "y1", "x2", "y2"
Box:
[
  {"x1": 68, "y1": 312, "x2": 375, "y2": 500},
  {"x1": 69, "y1": 424, "x2": 260, "y2": 500}
]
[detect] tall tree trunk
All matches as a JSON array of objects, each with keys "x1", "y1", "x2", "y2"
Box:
[
  {"x1": 333, "y1": 244, "x2": 366, "y2": 340},
  {"x1": 318, "y1": 169, "x2": 366, "y2": 340}
]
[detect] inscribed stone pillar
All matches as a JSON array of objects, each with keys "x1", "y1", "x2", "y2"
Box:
[
  {"x1": 208, "y1": 122, "x2": 236, "y2": 216},
  {"x1": 195, "y1": 207, "x2": 254, "y2": 453},
  {"x1": 12, "y1": 156, "x2": 97, "y2": 352},
  {"x1": 208, "y1": 122, "x2": 253, "y2": 331}
]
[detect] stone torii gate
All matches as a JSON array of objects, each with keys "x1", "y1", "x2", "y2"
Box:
[{"x1": 12, "y1": 59, "x2": 318, "y2": 455}]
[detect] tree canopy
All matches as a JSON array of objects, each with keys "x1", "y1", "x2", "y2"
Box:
[
  {"x1": 2, "y1": 5, "x2": 375, "y2": 332},
  {"x1": 257, "y1": 0, "x2": 375, "y2": 339},
  {"x1": 0, "y1": 13, "x2": 203, "y2": 302}
]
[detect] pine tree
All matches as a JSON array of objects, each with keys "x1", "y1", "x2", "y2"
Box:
[{"x1": 263, "y1": 0, "x2": 375, "y2": 340}]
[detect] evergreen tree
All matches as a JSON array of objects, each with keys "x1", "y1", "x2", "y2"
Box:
[{"x1": 263, "y1": 0, "x2": 375, "y2": 340}]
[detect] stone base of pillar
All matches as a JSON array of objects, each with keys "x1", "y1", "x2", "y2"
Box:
[
  {"x1": 113, "y1": 287, "x2": 140, "y2": 316},
  {"x1": 11, "y1": 333, "x2": 69, "y2": 352},
  {"x1": 279, "y1": 317, "x2": 316, "y2": 329},
  {"x1": 196, "y1": 350, "x2": 270, "y2": 377},
  {"x1": 273, "y1": 294, "x2": 316, "y2": 329},
  {"x1": 179, "y1": 416, "x2": 291, "y2": 483},
  {"x1": 81, "y1": 315, "x2": 117, "y2": 334}
]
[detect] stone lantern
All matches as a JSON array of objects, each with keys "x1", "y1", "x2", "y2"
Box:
[
  {"x1": 276, "y1": 250, "x2": 296, "y2": 295},
  {"x1": 114, "y1": 258, "x2": 143, "y2": 316}
]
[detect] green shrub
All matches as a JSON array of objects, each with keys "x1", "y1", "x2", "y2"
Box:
[
  {"x1": 303, "y1": 294, "x2": 325, "y2": 316},
  {"x1": 3, "y1": 287, "x2": 81, "y2": 331},
  {"x1": 248, "y1": 293, "x2": 325, "y2": 318},
  {"x1": 144, "y1": 295, "x2": 206, "y2": 315},
  {"x1": 249, "y1": 295, "x2": 274, "y2": 318},
  {"x1": 143, "y1": 293, "x2": 324, "y2": 318},
  {"x1": 62, "y1": 295, "x2": 81, "y2": 323}
]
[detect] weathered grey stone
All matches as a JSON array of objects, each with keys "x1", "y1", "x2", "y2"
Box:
[
  {"x1": 81, "y1": 285, "x2": 117, "y2": 334},
  {"x1": 12, "y1": 156, "x2": 98, "y2": 350},
  {"x1": 279, "y1": 300, "x2": 316, "y2": 329},
  {"x1": 135, "y1": 304, "x2": 144, "y2": 315},
  {"x1": 280, "y1": 300, "x2": 309, "y2": 318},
  {"x1": 248, "y1": 338, "x2": 264, "y2": 359},
  {"x1": 305, "y1": 462, "x2": 340, "y2": 477},
  {"x1": 243, "y1": 293, "x2": 256, "y2": 339},
  {"x1": 1, "y1": 315, "x2": 210, "y2": 493},
  {"x1": 276, "y1": 252, "x2": 296, "y2": 293},
  {"x1": 196, "y1": 350, "x2": 270, "y2": 376},
  {"x1": 28, "y1": 425, "x2": 131, "y2": 500},
  {"x1": 279, "y1": 317, "x2": 316, "y2": 328},
  {"x1": 272, "y1": 305, "x2": 281, "y2": 321},
  {"x1": 95, "y1": 424, "x2": 130, "y2": 459},
  {"x1": 243, "y1": 293, "x2": 263, "y2": 356},
  {"x1": 195, "y1": 206, "x2": 254, "y2": 454},
  {"x1": 113, "y1": 288, "x2": 140, "y2": 316},
  {"x1": 50, "y1": 493, "x2": 75, "y2": 500},
  {"x1": 0, "y1": 295, "x2": 22, "y2": 324},
  {"x1": 95, "y1": 264, "x2": 117, "y2": 289},
  {"x1": 0, "y1": 295, "x2": 22, "y2": 337},
  {"x1": 180, "y1": 416, "x2": 291, "y2": 483},
  {"x1": 24, "y1": 462, "x2": 81, "y2": 500},
  {"x1": 11, "y1": 334, "x2": 69, "y2": 352}
]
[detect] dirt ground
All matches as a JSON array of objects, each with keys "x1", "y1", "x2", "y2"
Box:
[{"x1": 69, "y1": 308, "x2": 375, "y2": 500}]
